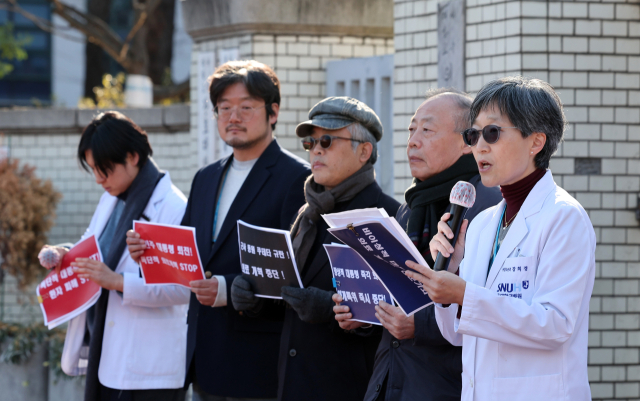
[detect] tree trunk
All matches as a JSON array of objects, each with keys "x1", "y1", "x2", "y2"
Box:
[
  {"x1": 83, "y1": 0, "x2": 111, "y2": 99},
  {"x1": 146, "y1": 0, "x2": 175, "y2": 85}
]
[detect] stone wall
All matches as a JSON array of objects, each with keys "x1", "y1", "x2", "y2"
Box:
[
  {"x1": 394, "y1": 0, "x2": 640, "y2": 399},
  {"x1": 0, "y1": 105, "x2": 195, "y2": 323}
]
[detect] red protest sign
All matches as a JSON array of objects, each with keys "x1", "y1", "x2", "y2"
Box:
[
  {"x1": 133, "y1": 221, "x2": 205, "y2": 287},
  {"x1": 37, "y1": 235, "x2": 102, "y2": 329}
]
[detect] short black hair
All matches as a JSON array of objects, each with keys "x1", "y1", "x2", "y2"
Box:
[
  {"x1": 77, "y1": 111, "x2": 153, "y2": 177},
  {"x1": 469, "y1": 76, "x2": 566, "y2": 169},
  {"x1": 209, "y1": 60, "x2": 281, "y2": 130}
]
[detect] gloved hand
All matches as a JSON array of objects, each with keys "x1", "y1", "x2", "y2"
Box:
[
  {"x1": 281, "y1": 286, "x2": 335, "y2": 324},
  {"x1": 231, "y1": 275, "x2": 261, "y2": 312}
]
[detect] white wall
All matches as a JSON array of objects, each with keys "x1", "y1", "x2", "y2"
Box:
[
  {"x1": 51, "y1": 0, "x2": 86, "y2": 108},
  {"x1": 171, "y1": 0, "x2": 193, "y2": 84}
]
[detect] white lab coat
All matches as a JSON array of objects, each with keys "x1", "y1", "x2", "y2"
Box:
[
  {"x1": 61, "y1": 172, "x2": 190, "y2": 390},
  {"x1": 435, "y1": 171, "x2": 595, "y2": 401}
]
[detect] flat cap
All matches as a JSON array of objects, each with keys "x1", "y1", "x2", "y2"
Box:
[{"x1": 295, "y1": 96, "x2": 383, "y2": 141}]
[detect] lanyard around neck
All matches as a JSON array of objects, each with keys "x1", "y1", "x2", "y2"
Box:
[{"x1": 488, "y1": 205, "x2": 506, "y2": 277}]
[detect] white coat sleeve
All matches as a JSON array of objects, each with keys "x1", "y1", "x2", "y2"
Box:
[
  {"x1": 432, "y1": 256, "x2": 465, "y2": 346},
  {"x1": 121, "y1": 189, "x2": 190, "y2": 307},
  {"x1": 434, "y1": 303, "x2": 463, "y2": 346},
  {"x1": 455, "y1": 205, "x2": 595, "y2": 350},
  {"x1": 122, "y1": 273, "x2": 190, "y2": 307}
]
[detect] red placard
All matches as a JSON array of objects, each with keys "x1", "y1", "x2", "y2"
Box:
[
  {"x1": 37, "y1": 235, "x2": 103, "y2": 329},
  {"x1": 133, "y1": 221, "x2": 205, "y2": 287}
]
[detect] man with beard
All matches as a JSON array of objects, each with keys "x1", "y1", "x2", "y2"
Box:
[
  {"x1": 128, "y1": 60, "x2": 309, "y2": 401},
  {"x1": 334, "y1": 89, "x2": 502, "y2": 401}
]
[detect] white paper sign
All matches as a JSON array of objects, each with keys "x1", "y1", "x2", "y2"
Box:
[{"x1": 197, "y1": 51, "x2": 216, "y2": 168}]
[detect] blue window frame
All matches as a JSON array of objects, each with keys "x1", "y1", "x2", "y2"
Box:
[{"x1": 0, "y1": 0, "x2": 52, "y2": 107}]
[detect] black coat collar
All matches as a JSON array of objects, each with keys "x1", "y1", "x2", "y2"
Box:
[{"x1": 194, "y1": 139, "x2": 283, "y2": 267}]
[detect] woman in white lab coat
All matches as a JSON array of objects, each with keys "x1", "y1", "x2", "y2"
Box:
[
  {"x1": 41, "y1": 111, "x2": 189, "y2": 401},
  {"x1": 406, "y1": 76, "x2": 596, "y2": 401}
]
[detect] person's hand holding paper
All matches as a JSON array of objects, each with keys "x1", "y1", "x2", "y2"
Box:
[
  {"x1": 334, "y1": 293, "x2": 415, "y2": 339},
  {"x1": 333, "y1": 293, "x2": 367, "y2": 331},
  {"x1": 231, "y1": 275, "x2": 262, "y2": 312},
  {"x1": 72, "y1": 258, "x2": 124, "y2": 292},
  {"x1": 190, "y1": 277, "x2": 219, "y2": 306},
  {"x1": 375, "y1": 301, "x2": 415, "y2": 340},
  {"x1": 125, "y1": 229, "x2": 146, "y2": 263}
]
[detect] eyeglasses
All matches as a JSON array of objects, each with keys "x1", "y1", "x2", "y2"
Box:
[
  {"x1": 214, "y1": 104, "x2": 266, "y2": 121},
  {"x1": 301, "y1": 135, "x2": 365, "y2": 151},
  {"x1": 461, "y1": 125, "x2": 519, "y2": 147}
]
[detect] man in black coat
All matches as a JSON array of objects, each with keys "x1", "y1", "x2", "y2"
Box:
[
  {"x1": 179, "y1": 61, "x2": 309, "y2": 400},
  {"x1": 231, "y1": 97, "x2": 400, "y2": 401},
  {"x1": 335, "y1": 89, "x2": 502, "y2": 401}
]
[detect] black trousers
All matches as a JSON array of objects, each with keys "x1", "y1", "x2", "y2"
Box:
[{"x1": 99, "y1": 384, "x2": 186, "y2": 401}]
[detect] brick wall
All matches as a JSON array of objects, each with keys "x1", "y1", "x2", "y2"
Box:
[
  {"x1": 190, "y1": 34, "x2": 394, "y2": 161},
  {"x1": 0, "y1": 106, "x2": 195, "y2": 323},
  {"x1": 394, "y1": 0, "x2": 640, "y2": 399},
  {"x1": 528, "y1": 2, "x2": 640, "y2": 399},
  {"x1": 393, "y1": 0, "x2": 440, "y2": 197}
]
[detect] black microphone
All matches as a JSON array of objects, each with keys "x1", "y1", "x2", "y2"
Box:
[{"x1": 433, "y1": 181, "x2": 476, "y2": 272}]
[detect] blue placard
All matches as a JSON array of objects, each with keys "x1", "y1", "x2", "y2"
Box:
[
  {"x1": 329, "y1": 222, "x2": 433, "y2": 315},
  {"x1": 324, "y1": 244, "x2": 392, "y2": 325}
]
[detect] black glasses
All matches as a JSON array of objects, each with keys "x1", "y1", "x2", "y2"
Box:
[
  {"x1": 461, "y1": 125, "x2": 519, "y2": 147},
  {"x1": 214, "y1": 105, "x2": 266, "y2": 121},
  {"x1": 301, "y1": 135, "x2": 365, "y2": 151}
]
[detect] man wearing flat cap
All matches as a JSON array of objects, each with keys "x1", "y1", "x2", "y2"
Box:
[{"x1": 231, "y1": 96, "x2": 399, "y2": 401}]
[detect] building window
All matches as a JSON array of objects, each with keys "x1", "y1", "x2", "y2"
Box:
[{"x1": 0, "y1": 0, "x2": 52, "y2": 107}]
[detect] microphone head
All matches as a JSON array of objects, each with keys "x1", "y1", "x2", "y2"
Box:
[
  {"x1": 450, "y1": 181, "x2": 476, "y2": 208},
  {"x1": 38, "y1": 246, "x2": 61, "y2": 270}
]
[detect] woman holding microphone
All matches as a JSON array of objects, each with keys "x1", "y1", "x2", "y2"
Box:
[{"x1": 406, "y1": 76, "x2": 595, "y2": 401}]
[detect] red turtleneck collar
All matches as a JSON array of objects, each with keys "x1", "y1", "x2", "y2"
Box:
[{"x1": 500, "y1": 168, "x2": 547, "y2": 224}]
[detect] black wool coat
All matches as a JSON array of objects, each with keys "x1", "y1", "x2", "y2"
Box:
[
  {"x1": 182, "y1": 140, "x2": 310, "y2": 398},
  {"x1": 278, "y1": 181, "x2": 400, "y2": 401}
]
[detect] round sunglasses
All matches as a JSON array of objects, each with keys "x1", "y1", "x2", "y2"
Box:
[
  {"x1": 301, "y1": 135, "x2": 365, "y2": 151},
  {"x1": 461, "y1": 125, "x2": 519, "y2": 147}
]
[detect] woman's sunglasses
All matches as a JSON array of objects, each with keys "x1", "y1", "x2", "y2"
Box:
[
  {"x1": 301, "y1": 135, "x2": 365, "y2": 151},
  {"x1": 461, "y1": 125, "x2": 519, "y2": 147}
]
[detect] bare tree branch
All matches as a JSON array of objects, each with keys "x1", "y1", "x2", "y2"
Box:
[
  {"x1": 46, "y1": 0, "x2": 130, "y2": 69},
  {"x1": 119, "y1": 0, "x2": 162, "y2": 62},
  {"x1": 15, "y1": 0, "x2": 164, "y2": 74},
  {"x1": 5, "y1": 0, "x2": 184, "y2": 101},
  {"x1": 0, "y1": 2, "x2": 85, "y2": 43}
]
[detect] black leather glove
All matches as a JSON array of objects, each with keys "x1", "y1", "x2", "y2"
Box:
[
  {"x1": 231, "y1": 275, "x2": 261, "y2": 312},
  {"x1": 281, "y1": 286, "x2": 335, "y2": 324}
]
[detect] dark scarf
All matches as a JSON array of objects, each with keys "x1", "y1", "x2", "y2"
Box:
[
  {"x1": 84, "y1": 158, "x2": 163, "y2": 401},
  {"x1": 291, "y1": 163, "x2": 376, "y2": 271},
  {"x1": 405, "y1": 154, "x2": 478, "y2": 266}
]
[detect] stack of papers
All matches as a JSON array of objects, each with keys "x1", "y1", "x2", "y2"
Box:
[{"x1": 322, "y1": 208, "x2": 433, "y2": 316}]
